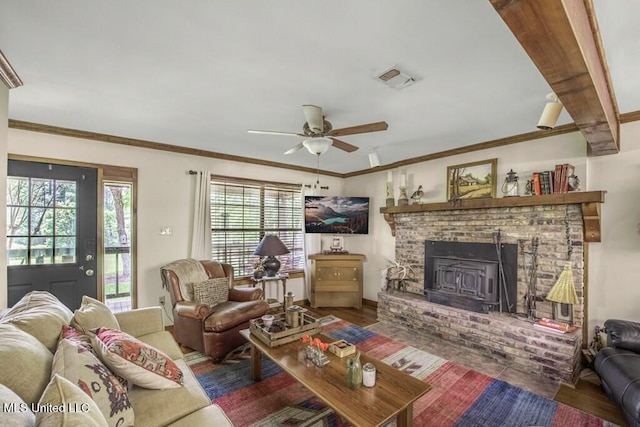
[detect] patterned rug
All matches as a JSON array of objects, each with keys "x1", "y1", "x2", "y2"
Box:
[{"x1": 185, "y1": 317, "x2": 617, "y2": 427}]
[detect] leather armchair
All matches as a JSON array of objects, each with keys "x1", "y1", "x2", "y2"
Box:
[
  {"x1": 161, "y1": 259, "x2": 269, "y2": 361},
  {"x1": 594, "y1": 319, "x2": 640, "y2": 427}
]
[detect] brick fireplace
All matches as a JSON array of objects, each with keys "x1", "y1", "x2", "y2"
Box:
[{"x1": 376, "y1": 195, "x2": 605, "y2": 384}]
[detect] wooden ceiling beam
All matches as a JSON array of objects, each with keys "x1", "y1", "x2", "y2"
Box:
[{"x1": 490, "y1": 0, "x2": 619, "y2": 155}]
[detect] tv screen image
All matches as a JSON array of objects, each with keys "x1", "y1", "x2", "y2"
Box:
[{"x1": 304, "y1": 196, "x2": 369, "y2": 234}]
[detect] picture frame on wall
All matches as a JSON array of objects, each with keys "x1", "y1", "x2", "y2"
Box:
[{"x1": 446, "y1": 158, "x2": 497, "y2": 201}]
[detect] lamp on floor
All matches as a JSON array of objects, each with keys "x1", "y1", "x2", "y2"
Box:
[{"x1": 253, "y1": 235, "x2": 290, "y2": 277}]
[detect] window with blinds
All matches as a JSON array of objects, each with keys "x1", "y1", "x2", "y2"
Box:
[{"x1": 210, "y1": 176, "x2": 303, "y2": 277}]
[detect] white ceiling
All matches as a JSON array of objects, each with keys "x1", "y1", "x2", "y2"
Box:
[{"x1": 1, "y1": 1, "x2": 639, "y2": 174}]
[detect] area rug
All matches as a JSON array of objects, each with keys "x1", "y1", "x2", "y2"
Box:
[{"x1": 186, "y1": 316, "x2": 617, "y2": 427}]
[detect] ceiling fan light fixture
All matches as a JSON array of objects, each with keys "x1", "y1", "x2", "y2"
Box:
[{"x1": 303, "y1": 137, "x2": 332, "y2": 155}]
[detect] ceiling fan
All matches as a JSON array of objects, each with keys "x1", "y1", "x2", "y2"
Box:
[{"x1": 248, "y1": 105, "x2": 388, "y2": 156}]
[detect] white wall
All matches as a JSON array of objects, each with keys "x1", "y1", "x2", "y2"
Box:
[
  {"x1": 0, "y1": 85, "x2": 8, "y2": 309},
  {"x1": 6, "y1": 129, "x2": 343, "y2": 323},
  {"x1": 587, "y1": 120, "x2": 640, "y2": 330}
]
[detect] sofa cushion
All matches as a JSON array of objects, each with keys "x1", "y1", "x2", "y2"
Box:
[
  {"x1": 136, "y1": 330, "x2": 185, "y2": 361},
  {"x1": 0, "y1": 323, "x2": 53, "y2": 405},
  {"x1": 52, "y1": 338, "x2": 134, "y2": 427},
  {"x1": 127, "y1": 359, "x2": 211, "y2": 427},
  {"x1": 36, "y1": 374, "x2": 109, "y2": 427},
  {"x1": 71, "y1": 295, "x2": 120, "y2": 335},
  {"x1": 1, "y1": 290, "x2": 73, "y2": 352},
  {"x1": 0, "y1": 383, "x2": 36, "y2": 426},
  {"x1": 204, "y1": 300, "x2": 269, "y2": 332},
  {"x1": 93, "y1": 327, "x2": 184, "y2": 389},
  {"x1": 193, "y1": 277, "x2": 229, "y2": 307},
  {"x1": 167, "y1": 404, "x2": 234, "y2": 427}
]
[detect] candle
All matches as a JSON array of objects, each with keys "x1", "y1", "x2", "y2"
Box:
[
  {"x1": 387, "y1": 171, "x2": 392, "y2": 183},
  {"x1": 400, "y1": 173, "x2": 406, "y2": 187}
]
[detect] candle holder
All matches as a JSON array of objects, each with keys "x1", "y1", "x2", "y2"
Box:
[
  {"x1": 386, "y1": 182, "x2": 395, "y2": 207},
  {"x1": 398, "y1": 186, "x2": 409, "y2": 206}
]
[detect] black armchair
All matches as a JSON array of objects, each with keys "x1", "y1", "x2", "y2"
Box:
[{"x1": 594, "y1": 319, "x2": 640, "y2": 427}]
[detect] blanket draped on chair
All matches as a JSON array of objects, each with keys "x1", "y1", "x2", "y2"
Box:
[{"x1": 162, "y1": 258, "x2": 209, "y2": 301}]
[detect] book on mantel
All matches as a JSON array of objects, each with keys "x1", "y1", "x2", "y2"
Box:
[{"x1": 533, "y1": 318, "x2": 579, "y2": 334}]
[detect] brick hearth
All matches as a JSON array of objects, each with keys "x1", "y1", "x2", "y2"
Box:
[
  {"x1": 378, "y1": 202, "x2": 588, "y2": 384},
  {"x1": 378, "y1": 292, "x2": 582, "y2": 383}
]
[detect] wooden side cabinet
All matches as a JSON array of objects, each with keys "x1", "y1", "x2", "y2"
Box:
[{"x1": 308, "y1": 253, "x2": 366, "y2": 309}]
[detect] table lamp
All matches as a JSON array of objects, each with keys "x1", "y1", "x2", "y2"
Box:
[{"x1": 253, "y1": 235, "x2": 290, "y2": 277}]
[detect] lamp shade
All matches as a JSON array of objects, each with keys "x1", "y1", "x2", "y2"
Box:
[
  {"x1": 546, "y1": 263, "x2": 579, "y2": 305},
  {"x1": 253, "y1": 235, "x2": 290, "y2": 277}
]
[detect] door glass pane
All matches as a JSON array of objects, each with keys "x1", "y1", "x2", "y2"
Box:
[
  {"x1": 31, "y1": 178, "x2": 55, "y2": 207},
  {"x1": 30, "y1": 207, "x2": 53, "y2": 235},
  {"x1": 55, "y1": 237, "x2": 76, "y2": 264},
  {"x1": 7, "y1": 237, "x2": 28, "y2": 265},
  {"x1": 55, "y1": 208, "x2": 76, "y2": 235},
  {"x1": 6, "y1": 207, "x2": 29, "y2": 235},
  {"x1": 30, "y1": 237, "x2": 53, "y2": 264},
  {"x1": 7, "y1": 177, "x2": 29, "y2": 206},
  {"x1": 55, "y1": 180, "x2": 76, "y2": 207}
]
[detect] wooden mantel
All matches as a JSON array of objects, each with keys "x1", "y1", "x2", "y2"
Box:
[{"x1": 380, "y1": 191, "x2": 606, "y2": 242}]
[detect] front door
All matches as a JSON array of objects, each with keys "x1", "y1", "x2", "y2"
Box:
[{"x1": 6, "y1": 160, "x2": 98, "y2": 310}]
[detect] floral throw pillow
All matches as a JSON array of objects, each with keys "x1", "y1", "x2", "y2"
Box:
[
  {"x1": 60, "y1": 324, "x2": 94, "y2": 352},
  {"x1": 52, "y1": 338, "x2": 134, "y2": 427},
  {"x1": 193, "y1": 277, "x2": 229, "y2": 307},
  {"x1": 92, "y1": 327, "x2": 184, "y2": 390}
]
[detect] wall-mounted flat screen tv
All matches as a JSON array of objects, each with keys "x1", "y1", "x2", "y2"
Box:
[{"x1": 304, "y1": 196, "x2": 369, "y2": 234}]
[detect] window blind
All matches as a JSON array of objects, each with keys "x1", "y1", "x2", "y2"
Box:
[{"x1": 210, "y1": 175, "x2": 303, "y2": 277}]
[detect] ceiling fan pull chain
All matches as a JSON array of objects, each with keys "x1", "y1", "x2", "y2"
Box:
[{"x1": 316, "y1": 154, "x2": 320, "y2": 184}]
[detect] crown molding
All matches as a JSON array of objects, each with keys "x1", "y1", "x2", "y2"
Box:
[{"x1": 0, "y1": 50, "x2": 23, "y2": 89}]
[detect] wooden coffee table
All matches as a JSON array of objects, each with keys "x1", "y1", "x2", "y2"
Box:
[{"x1": 240, "y1": 330, "x2": 431, "y2": 427}]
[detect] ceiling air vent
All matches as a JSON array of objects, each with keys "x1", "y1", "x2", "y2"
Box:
[{"x1": 373, "y1": 66, "x2": 417, "y2": 90}]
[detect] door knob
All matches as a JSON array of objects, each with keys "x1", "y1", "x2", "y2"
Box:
[{"x1": 85, "y1": 269, "x2": 94, "y2": 276}]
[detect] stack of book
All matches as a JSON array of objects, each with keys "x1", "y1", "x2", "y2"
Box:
[
  {"x1": 533, "y1": 318, "x2": 579, "y2": 334},
  {"x1": 530, "y1": 163, "x2": 575, "y2": 195}
]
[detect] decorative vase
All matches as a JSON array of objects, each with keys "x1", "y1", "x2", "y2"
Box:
[
  {"x1": 346, "y1": 351, "x2": 362, "y2": 389},
  {"x1": 253, "y1": 270, "x2": 264, "y2": 279}
]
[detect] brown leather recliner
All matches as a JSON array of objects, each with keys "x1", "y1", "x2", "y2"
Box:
[{"x1": 160, "y1": 259, "x2": 269, "y2": 361}]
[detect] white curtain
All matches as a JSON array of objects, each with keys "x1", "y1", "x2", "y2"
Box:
[{"x1": 190, "y1": 170, "x2": 212, "y2": 260}]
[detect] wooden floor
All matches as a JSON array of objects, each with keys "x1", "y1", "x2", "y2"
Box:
[{"x1": 304, "y1": 304, "x2": 628, "y2": 426}]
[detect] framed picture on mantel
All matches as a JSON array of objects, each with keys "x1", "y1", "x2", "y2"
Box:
[{"x1": 447, "y1": 158, "x2": 497, "y2": 201}]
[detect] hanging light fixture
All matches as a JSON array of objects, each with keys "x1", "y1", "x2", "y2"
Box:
[
  {"x1": 302, "y1": 137, "x2": 332, "y2": 155},
  {"x1": 537, "y1": 92, "x2": 563, "y2": 130}
]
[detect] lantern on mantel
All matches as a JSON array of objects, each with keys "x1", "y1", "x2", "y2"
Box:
[{"x1": 501, "y1": 169, "x2": 519, "y2": 197}]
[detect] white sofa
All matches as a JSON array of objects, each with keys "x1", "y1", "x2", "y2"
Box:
[{"x1": 0, "y1": 291, "x2": 233, "y2": 426}]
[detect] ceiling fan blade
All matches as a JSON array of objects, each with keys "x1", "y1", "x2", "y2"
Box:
[
  {"x1": 284, "y1": 142, "x2": 304, "y2": 155},
  {"x1": 330, "y1": 137, "x2": 359, "y2": 153},
  {"x1": 302, "y1": 105, "x2": 323, "y2": 133},
  {"x1": 248, "y1": 130, "x2": 304, "y2": 137},
  {"x1": 329, "y1": 121, "x2": 389, "y2": 137}
]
